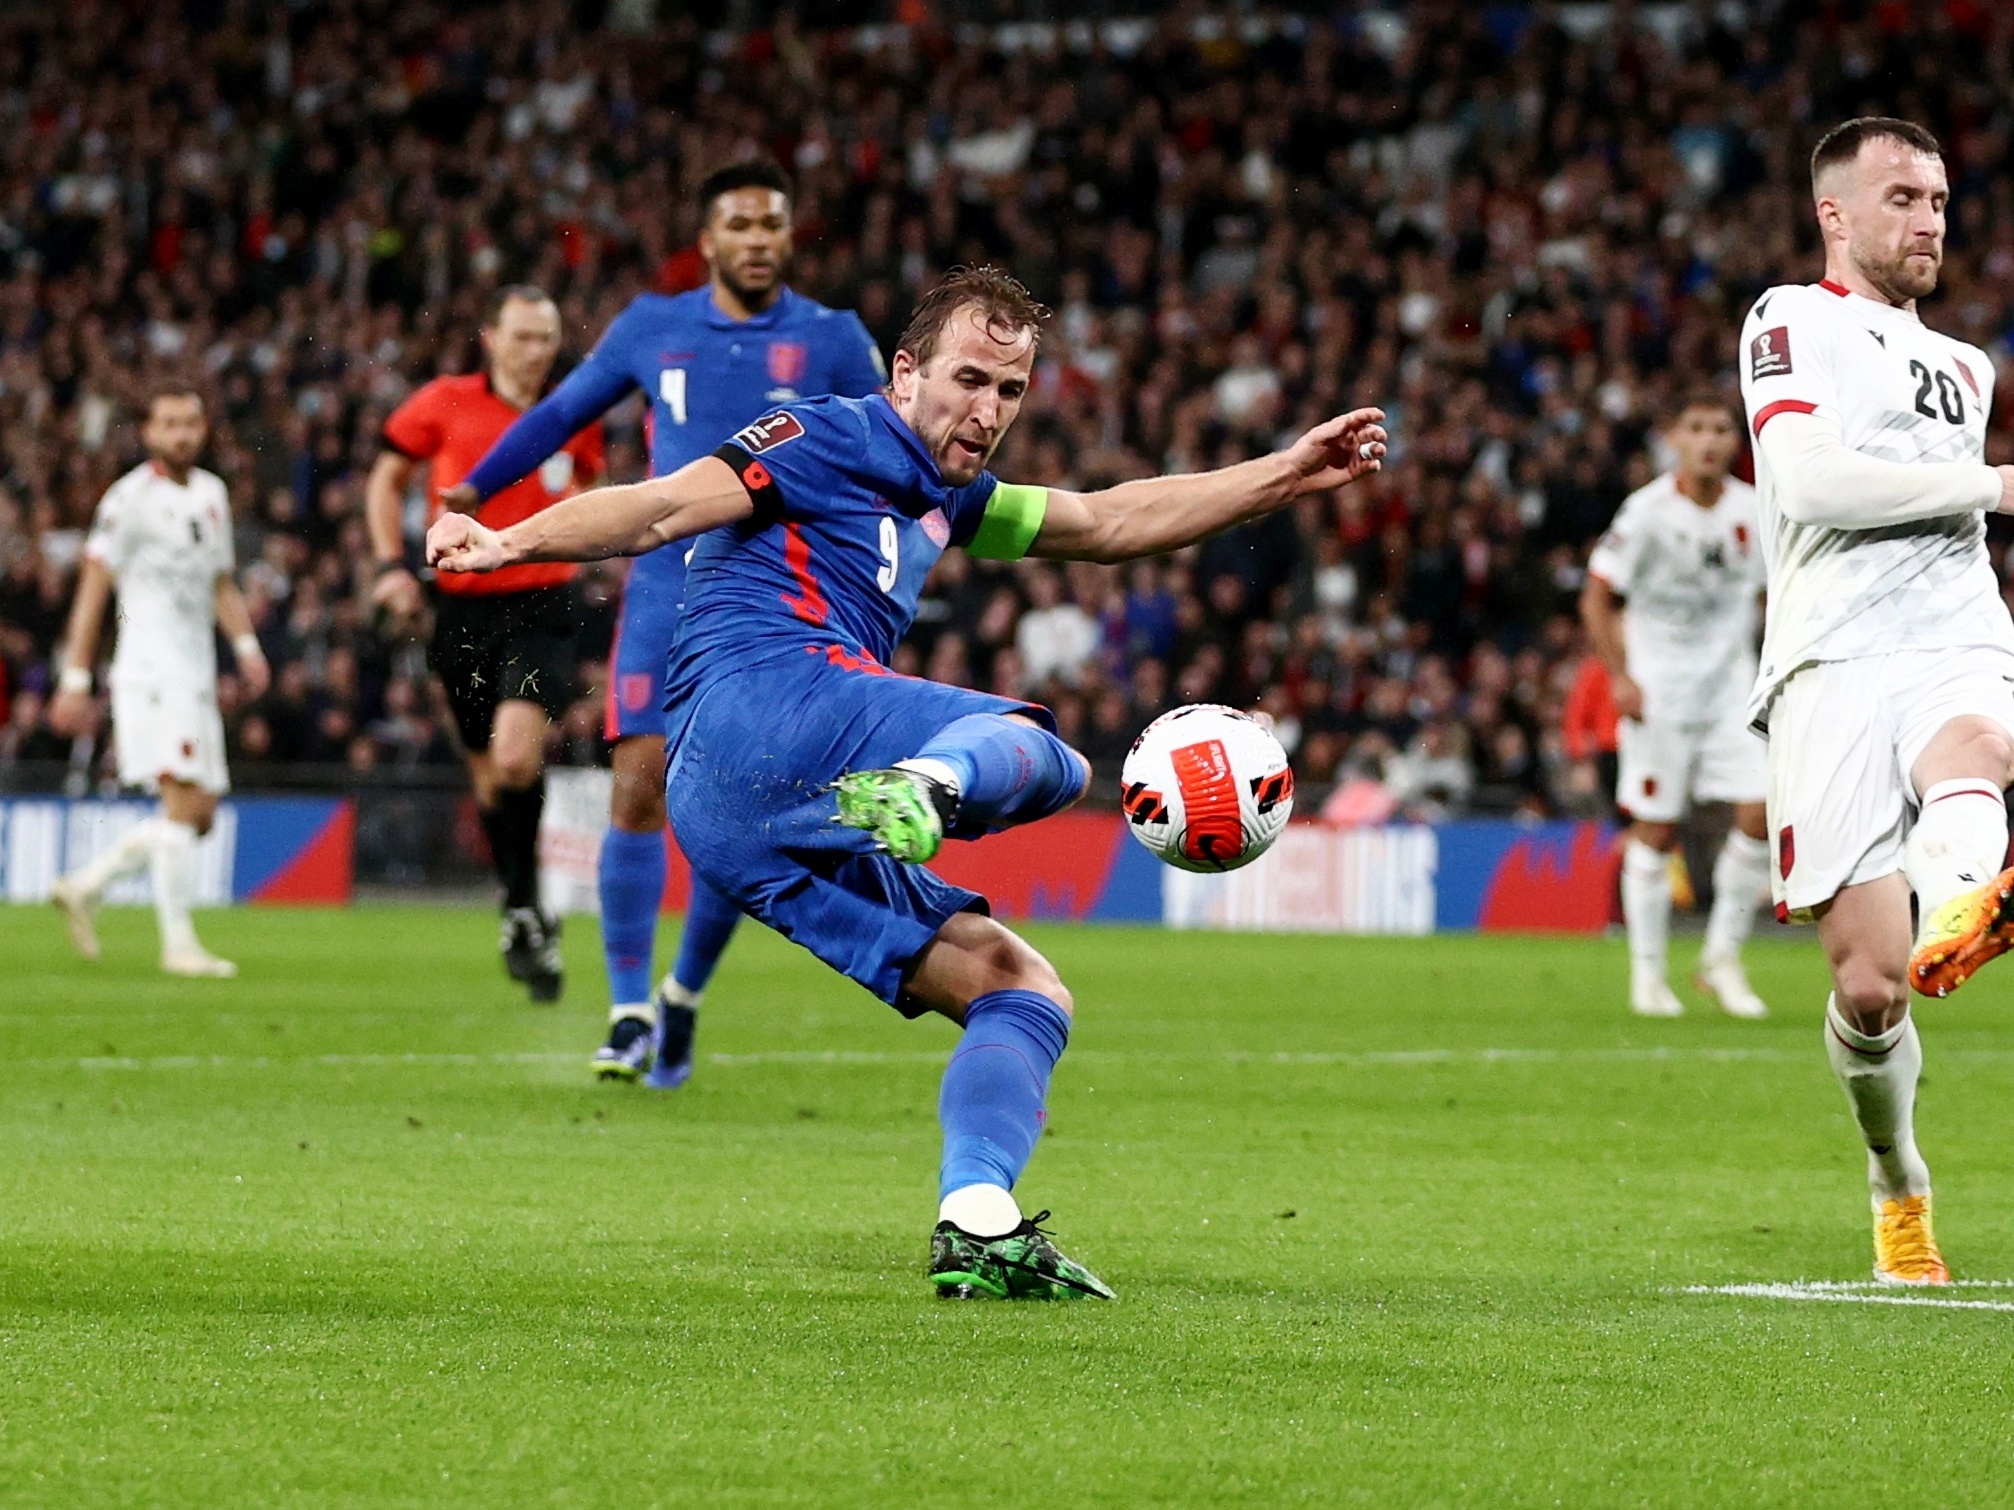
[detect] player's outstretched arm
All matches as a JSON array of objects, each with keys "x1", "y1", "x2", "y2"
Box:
[
  {"x1": 1026, "y1": 408, "x2": 1386, "y2": 564},
  {"x1": 441, "y1": 357, "x2": 635, "y2": 512},
  {"x1": 428, "y1": 456, "x2": 755, "y2": 574}
]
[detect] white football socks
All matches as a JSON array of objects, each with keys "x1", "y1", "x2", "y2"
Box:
[
  {"x1": 1905, "y1": 778, "x2": 2007, "y2": 920},
  {"x1": 1701, "y1": 830, "x2": 1771, "y2": 965},
  {"x1": 612, "y1": 977, "x2": 703, "y2": 1025},
  {"x1": 68, "y1": 815, "x2": 170, "y2": 897},
  {"x1": 1620, "y1": 839, "x2": 1672, "y2": 986},
  {"x1": 149, "y1": 819, "x2": 203, "y2": 957},
  {"x1": 939, "y1": 1182, "x2": 1021, "y2": 1239},
  {"x1": 1825, "y1": 996, "x2": 1930, "y2": 1203}
]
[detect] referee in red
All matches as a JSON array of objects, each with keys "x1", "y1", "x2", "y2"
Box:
[{"x1": 365, "y1": 286, "x2": 605, "y2": 1001}]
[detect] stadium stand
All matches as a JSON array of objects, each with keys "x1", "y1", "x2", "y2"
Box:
[{"x1": 1, "y1": 0, "x2": 2011, "y2": 828}]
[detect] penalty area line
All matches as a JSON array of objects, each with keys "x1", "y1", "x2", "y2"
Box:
[{"x1": 1686, "y1": 1281, "x2": 2014, "y2": 1312}]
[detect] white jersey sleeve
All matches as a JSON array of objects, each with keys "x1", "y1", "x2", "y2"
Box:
[
  {"x1": 1585, "y1": 493, "x2": 1645, "y2": 595},
  {"x1": 200, "y1": 470, "x2": 235, "y2": 579},
  {"x1": 1741, "y1": 284, "x2": 1845, "y2": 436},
  {"x1": 84, "y1": 474, "x2": 141, "y2": 578}
]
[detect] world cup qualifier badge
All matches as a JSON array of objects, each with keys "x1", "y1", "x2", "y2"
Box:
[
  {"x1": 1750, "y1": 325, "x2": 1792, "y2": 380},
  {"x1": 732, "y1": 411, "x2": 805, "y2": 453}
]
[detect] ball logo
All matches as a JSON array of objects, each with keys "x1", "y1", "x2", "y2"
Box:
[
  {"x1": 1169, "y1": 738, "x2": 1245, "y2": 867},
  {"x1": 732, "y1": 412, "x2": 805, "y2": 453}
]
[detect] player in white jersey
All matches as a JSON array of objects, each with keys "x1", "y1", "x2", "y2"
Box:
[
  {"x1": 47, "y1": 383, "x2": 269, "y2": 977},
  {"x1": 1583, "y1": 390, "x2": 1772, "y2": 1020},
  {"x1": 1739, "y1": 118, "x2": 2014, "y2": 1286}
]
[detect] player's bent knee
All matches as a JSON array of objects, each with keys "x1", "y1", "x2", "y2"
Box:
[
  {"x1": 492, "y1": 747, "x2": 543, "y2": 790},
  {"x1": 1630, "y1": 821, "x2": 1678, "y2": 852},
  {"x1": 970, "y1": 926, "x2": 1072, "y2": 1013},
  {"x1": 1833, "y1": 961, "x2": 1908, "y2": 1026}
]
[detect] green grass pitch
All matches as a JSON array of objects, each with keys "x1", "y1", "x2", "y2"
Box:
[{"x1": 7, "y1": 904, "x2": 2014, "y2": 1507}]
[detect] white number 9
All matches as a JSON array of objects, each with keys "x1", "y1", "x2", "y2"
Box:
[{"x1": 876, "y1": 515, "x2": 899, "y2": 593}]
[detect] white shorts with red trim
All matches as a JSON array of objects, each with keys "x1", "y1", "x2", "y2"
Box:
[
  {"x1": 1766, "y1": 645, "x2": 2014, "y2": 922},
  {"x1": 111, "y1": 676, "x2": 231, "y2": 797},
  {"x1": 1616, "y1": 703, "x2": 1765, "y2": 824}
]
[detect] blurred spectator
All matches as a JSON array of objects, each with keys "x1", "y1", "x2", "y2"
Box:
[{"x1": 0, "y1": 1, "x2": 2009, "y2": 829}]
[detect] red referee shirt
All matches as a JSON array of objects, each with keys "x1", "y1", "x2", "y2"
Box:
[{"x1": 382, "y1": 372, "x2": 605, "y2": 596}]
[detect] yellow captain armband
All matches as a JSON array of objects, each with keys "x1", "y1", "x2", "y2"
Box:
[{"x1": 966, "y1": 481, "x2": 1049, "y2": 560}]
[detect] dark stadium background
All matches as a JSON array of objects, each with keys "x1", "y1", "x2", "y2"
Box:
[{"x1": 1, "y1": 0, "x2": 2010, "y2": 886}]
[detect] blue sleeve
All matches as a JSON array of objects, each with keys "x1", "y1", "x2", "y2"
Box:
[
  {"x1": 462, "y1": 320, "x2": 641, "y2": 501},
  {"x1": 945, "y1": 473, "x2": 1002, "y2": 547},
  {"x1": 826, "y1": 313, "x2": 888, "y2": 399},
  {"x1": 712, "y1": 401, "x2": 877, "y2": 521}
]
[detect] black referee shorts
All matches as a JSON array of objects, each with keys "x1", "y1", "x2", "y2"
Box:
[{"x1": 427, "y1": 584, "x2": 576, "y2": 751}]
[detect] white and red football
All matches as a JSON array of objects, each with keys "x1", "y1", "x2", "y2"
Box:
[{"x1": 1119, "y1": 704, "x2": 1294, "y2": 873}]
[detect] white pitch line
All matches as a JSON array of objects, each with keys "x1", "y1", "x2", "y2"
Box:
[
  {"x1": 1687, "y1": 1281, "x2": 2014, "y2": 1312},
  {"x1": 23, "y1": 1044, "x2": 1818, "y2": 1073}
]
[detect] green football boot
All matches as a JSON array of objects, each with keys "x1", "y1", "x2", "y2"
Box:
[
  {"x1": 833, "y1": 767, "x2": 956, "y2": 864},
  {"x1": 930, "y1": 1212, "x2": 1116, "y2": 1301}
]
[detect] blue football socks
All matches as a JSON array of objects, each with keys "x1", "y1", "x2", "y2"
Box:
[
  {"x1": 907, "y1": 714, "x2": 1087, "y2": 833},
  {"x1": 938, "y1": 989, "x2": 1073, "y2": 1199},
  {"x1": 599, "y1": 826, "x2": 666, "y2": 1009},
  {"x1": 670, "y1": 874, "x2": 742, "y2": 996}
]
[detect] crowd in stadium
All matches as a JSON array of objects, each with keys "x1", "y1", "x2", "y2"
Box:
[{"x1": 2, "y1": 0, "x2": 2012, "y2": 821}]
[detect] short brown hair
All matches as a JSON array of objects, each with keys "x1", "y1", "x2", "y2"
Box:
[
  {"x1": 1665, "y1": 384, "x2": 1736, "y2": 424},
  {"x1": 484, "y1": 283, "x2": 554, "y2": 326},
  {"x1": 1811, "y1": 117, "x2": 1941, "y2": 191},
  {"x1": 143, "y1": 377, "x2": 205, "y2": 420},
  {"x1": 896, "y1": 266, "x2": 1049, "y2": 368}
]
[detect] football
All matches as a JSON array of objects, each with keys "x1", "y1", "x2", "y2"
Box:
[{"x1": 1119, "y1": 704, "x2": 1295, "y2": 872}]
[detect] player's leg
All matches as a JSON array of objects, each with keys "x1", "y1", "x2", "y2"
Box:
[
  {"x1": 1614, "y1": 717, "x2": 1686, "y2": 1017},
  {"x1": 902, "y1": 912, "x2": 1110, "y2": 1300},
  {"x1": 1904, "y1": 713, "x2": 2014, "y2": 996},
  {"x1": 835, "y1": 712, "x2": 1090, "y2": 862},
  {"x1": 154, "y1": 776, "x2": 232, "y2": 977},
  {"x1": 600, "y1": 735, "x2": 745, "y2": 1089},
  {"x1": 1816, "y1": 875, "x2": 1945, "y2": 1284},
  {"x1": 1774, "y1": 658, "x2": 1947, "y2": 1283},
  {"x1": 1694, "y1": 713, "x2": 1773, "y2": 1018},
  {"x1": 484, "y1": 696, "x2": 560, "y2": 1001}
]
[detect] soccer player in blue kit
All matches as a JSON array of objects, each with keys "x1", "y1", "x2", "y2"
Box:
[
  {"x1": 429, "y1": 268, "x2": 1386, "y2": 1300},
  {"x1": 445, "y1": 161, "x2": 885, "y2": 1086}
]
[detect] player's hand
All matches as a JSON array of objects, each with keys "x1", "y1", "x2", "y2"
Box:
[
  {"x1": 372, "y1": 566, "x2": 424, "y2": 622},
  {"x1": 48, "y1": 688, "x2": 97, "y2": 738},
  {"x1": 237, "y1": 651, "x2": 271, "y2": 701},
  {"x1": 426, "y1": 512, "x2": 510, "y2": 574},
  {"x1": 1284, "y1": 408, "x2": 1388, "y2": 496},
  {"x1": 1611, "y1": 673, "x2": 1645, "y2": 721},
  {"x1": 438, "y1": 483, "x2": 481, "y2": 513},
  {"x1": 1995, "y1": 466, "x2": 2014, "y2": 514}
]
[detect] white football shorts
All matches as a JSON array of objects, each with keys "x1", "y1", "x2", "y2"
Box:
[
  {"x1": 1616, "y1": 703, "x2": 1766, "y2": 825},
  {"x1": 111, "y1": 676, "x2": 230, "y2": 796},
  {"x1": 1766, "y1": 644, "x2": 2014, "y2": 922}
]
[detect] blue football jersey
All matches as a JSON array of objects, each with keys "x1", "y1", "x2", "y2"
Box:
[
  {"x1": 561, "y1": 286, "x2": 884, "y2": 587},
  {"x1": 663, "y1": 394, "x2": 1042, "y2": 740},
  {"x1": 462, "y1": 284, "x2": 885, "y2": 587}
]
